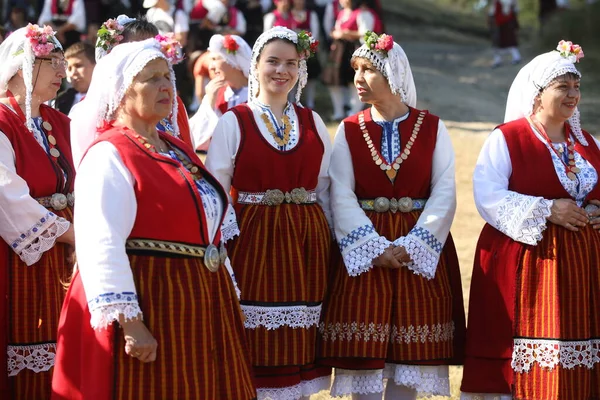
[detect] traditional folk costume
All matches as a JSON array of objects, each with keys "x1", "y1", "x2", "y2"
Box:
[
  {"x1": 325, "y1": 3, "x2": 382, "y2": 120},
  {"x1": 216, "y1": 5, "x2": 247, "y2": 36},
  {"x1": 263, "y1": 2, "x2": 293, "y2": 31},
  {"x1": 206, "y1": 27, "x2": 333, "y2": 400},
  {"x1": 461, "y1": 44, "x2": 600, "y2": 400},
  {"x1": 189, "y1": 34, "x2": 251, "y2": 152},
  {"x1": 489, "y1": 0, "x2": 521, "y2": 68},
  {"x1": 38, "y1": 0, "x2": 86, "y2": 48},
  {"x1": 317, "y1": 37, "x2": 465, "y2": 399},
  {"x1": 0, "y1": 27, "x2": 74, "y2": 399},
  {"x1": 51, "y1": 39, "x2": 255, "y2": 400}
]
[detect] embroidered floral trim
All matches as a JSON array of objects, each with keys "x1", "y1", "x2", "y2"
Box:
[
  {"x1": 495, "y1": 194, "x2": 552, "y2": 245},
  {"x1": 384, "y1": 364, "x2": 450, "y2": 397},
  {"x1": 460, "y1": 393, "x2": 512, "y2": 400},
  {"x1": 19, "y1": 216, "x2": 70, "y2": 266},
  {"x1": 394, "y1": 228, "x2": 441, "y2": 280},
  {"x1": 547, "y1": 141, "x2": 597, "y2": 204},
  {"x1": 11, "y1": 211, "x2": 56, "y2": 251},
  {"x1": 343, "y1": 236, "x2": 391, "y2": 277},
  {"x1": 241, "y1": 304, "x2": 321, "y2": 330},
  {"x1": 257, "y1": 375, "x2": 331, "y2": 400},
  {"x1": 330, "y1": 369, "x2": 384, "y2": 396},
  {"x1": 88, "y1": 292, "x2": 142, "y2": 329},
  {"x1": 221, "y1": 205, "x2": 240, "y2": 242},
  {"x1": 7, "y1": 343, "x2": 56, "y2": 376},
  {"x1": 339, "y1": 224, "x2": 377, "y2": 252},
  {"x1": 318, "y1": 321, "x2": 390, "y2": 343},
  {"x1": 511, "y1": 338, "x2": 600, "y2": 372},
  {"x1": 391, "y1": 322, "x2": 454, "y2": 344}
]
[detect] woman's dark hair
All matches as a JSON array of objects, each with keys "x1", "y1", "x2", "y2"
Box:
[
  {"x1": 255, "y1": 37, "x2": 298, "y2": 64},
  {"x1": 121, "y1": 18, "x2": 159, "y2": 43}
]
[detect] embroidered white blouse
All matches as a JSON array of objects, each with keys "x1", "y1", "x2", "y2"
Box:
[
  {"x1": 205, "y1": 101, "x2": 333, "y2": 232},
  {"x1": 0, "y1": 109, "x2": 70, "y2": 266},
  {"x1": 76, "y1": 141, "x2": 239, "y2": 330},
  {"x1": 473, "y1": 122, "x2": 600, "y2": 245},
  {"x1": 189, "y1": 85, "x2": 248, "y2": 152},
  {"x1": 331, "y1": 111, "x2": 456, "y2": 279}
]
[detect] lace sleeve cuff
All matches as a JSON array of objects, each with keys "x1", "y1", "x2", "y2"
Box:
[
  {"x1": 495, "y1": 194, "x2": 552, "y2": 245},
  {"x1": 12, "y1": 213, "x2": 70, "y2": 266},
  {"x1": 393, "y1": 227, "x2": 443, "y2": 280},
  {"x1": 221, "y1": 204, "x2": 240, "y2": 243},
  {"x1": 342, "y1": 236, "x2": 391, "y2": 277},
  {"x1": 88, "y1": 292, "x2": 143, "y2": 330}
]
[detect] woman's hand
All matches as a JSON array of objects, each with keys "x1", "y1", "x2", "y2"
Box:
[
  {"x1": 204, "y1": 77, "x2": 227, "y2": 109},
  {"x1": 587, "y1": 199, "x2": 600, "y2": 230},
  {"x1": 547, "y1": 199, "x2": 589, "y2": 231},
  {"x1": 392, "y1": 245, "x2": 412, "y2": 265},
  {"x1": 120, "y1": 317, "x2": 158, "y2": 363},
  {"x1": 373, "y1": 246, "x2": 401, "y2": 269},
  {"x1": 57, "y1": 224, "x2": 75, "y2": 246}
]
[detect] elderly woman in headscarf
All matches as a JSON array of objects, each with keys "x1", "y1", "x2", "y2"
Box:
[
  {"x1": 461, "y1": 41, "x2": 600, "y2": 400},
  {"x1": 70, "y1": 15, "x2": 193, "y2": 167},
  {"x1": 50, "y1": 37, "x2": 255, "y2": 400},
  {"x1": 189, "y1": 33, "x2": 251, "y2": 152},
  {"x1": 317, "y1": 31, "x2": 465, "y2": 400},
  {"x1": 206, "y1": 26, "x2": 332, "y2": 400},
  {"x1": 0, "y1": 24, "x2": 74, "y2": 399}
]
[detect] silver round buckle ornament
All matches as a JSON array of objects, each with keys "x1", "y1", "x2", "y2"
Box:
[
  {"x1": 50, "y1": 193, "x2": 68, "y2": 210},
  {"x1": 397, "y1": 197, "x2": 414, "y2": 213},
  {"x1": 204, "y1": 244, "x2": 221, "y2": 272}
]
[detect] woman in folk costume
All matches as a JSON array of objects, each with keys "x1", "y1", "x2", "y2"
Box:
[
  {"x1": 38, "y1": 0, "x2": 86, "y2": 48},
  {"x1": 325, "y1": 0, "x2": 382, "y2": 121},
  {"x1": 206, "y1": 26, "x2": 333, "y2": 400},
  {"x1": 51, "y1": 37, "x2": 255, "y2": 400},
  {"x1": 317, "y1": 32, "x2": 465, "y2": 400},
  {"x1": 189, "y1": 34, "x2": 251, "y2": 152},
  {"x1": 70, "y1": 15, "x2": 193, "y2": 167},
  {"x1": 461, "y1": 41, "x2": 600, "y2": 400},
  {"x1": 0, "y1": 25, "x2": 75, "y2": 399},
  {"x1": 489, "y1": 0, "x2": 521, "y2": 68},
  {"x1": 264, "y1": 0, "x2": 293, "y2": 31}
]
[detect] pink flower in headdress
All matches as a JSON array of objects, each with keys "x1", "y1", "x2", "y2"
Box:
[
  {"x1": 155, "y1": 33, "x2": 185, "y2": 65},
  {"x1": 96, "y1": 18, "x2": 125, "y2": 52},
  {"x1": 375, "y1": 34, "x2": 394, "y2": 52},
  {"x1": 25, "y1": 24, "x2": 58, "y2": 57},
  {"x1": 556, "y1": 40, "x2": 584, "y2": 63}
]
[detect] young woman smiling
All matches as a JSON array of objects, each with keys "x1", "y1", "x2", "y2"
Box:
[{"x1": 206, "y1": 27, "x2": 333, "y2": 400}]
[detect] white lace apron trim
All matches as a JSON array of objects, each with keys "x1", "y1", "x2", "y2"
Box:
[
  {"x1": 257, "y1": 375, "x2": 331, "y2": 400},
  {"x1": 7, "y1": 343, "x2": 56, "y2": 376},
  {"x1": 330, "y1": 368, "x2": 384, "y2": 396},
  {"x1": 512, "y1": 338, "x2": 600, "y2": 372},
  {"x1": 318, "y1": 321, "x2": 391, "y2": 343},
  {"x1": 242, "y1": 304, "x2": 322, "y2": 330},
  {"x1": 384, "y1": 364, "x2": 450, "y2": 397},
  {"x1": 391, "y1": 322, "x2": 455, "y2": 344},
  {"x1": 460, "y1": 393, "x2": 512, "y2": 400}
]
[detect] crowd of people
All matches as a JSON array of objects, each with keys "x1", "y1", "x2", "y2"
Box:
[{"x1": 0, "y1": 1, "x2": 599, "y2": 400}]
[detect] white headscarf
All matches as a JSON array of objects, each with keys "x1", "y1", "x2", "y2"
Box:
[
  {"x1": 504, "y1": 47, "x2": 585, "y2": 144},
  {"x1": 248, "y1": 26, "x2": 308, "y2": 104},
  {"x1": 71, "y1": 38, "x2": 178, "y2": 166},
  {"x1": 208, "y1": 34, "x2": 252, "y2": 78},
  {"x1": 0, "y1": 25, "x2": 62, "y2": 131},
  {"x1": 352, "y1": 34, "x2": 417, "y2": 108}
]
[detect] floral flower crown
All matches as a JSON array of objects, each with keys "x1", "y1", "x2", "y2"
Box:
[
  {"x1": 17, "y1": 24, "x2": 60, "y2": 57},
  {"x1": 296, "y1": 30, "x2": 318, "y2": 60},
  {"x1": 364, "y1": 31, "x2": 394, "y2": 57},
  {"x1": 223, "y1": 35, "x2": 239, "y2": 55},
  {"x1": 96, "y1": 18, "x2": 125, "y2": 52},
  {"x1": 556, "y1": 40, "x2": 584, "y2": 63},
  {"x1": 155, "y1": 33, "x2": 184, "y2": 65}
]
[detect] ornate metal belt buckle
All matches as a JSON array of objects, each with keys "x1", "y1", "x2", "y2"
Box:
[
  {"x1": 289, "y1": 187, "x2": 308, "y2": 204},
  {"x1": 373, "y1": 197, "x2": 390, "y2": 213},
  {"x1": 67, "y1": 193, "x2": 75, "y2": 207},
  {"x1": 50, "y1": 193, "x2": 68, "y2": 210},
  {"x1": 389, "y1": 198, "x2": 399, "y2": 213},
  {"x1": 397, "y1": 197, "x2": 414, "y2": 213},
  {"x1": 204, "y1": 244, "x2": 220, "y2": 272},
  {"x1": 219, "y1": 244, "x2": 228, "y2": 264},
  {"x1": 263, "y1": 189, "x2": 285, "y2": 206}
]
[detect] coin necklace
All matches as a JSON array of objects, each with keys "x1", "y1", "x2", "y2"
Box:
[
  {"x1": 359, "y1": 110, "x2": 426, "y2": 183},
  {"x1": 7, "y1": 90, "x2": 61, "y2": 158},
  {"x1": 132, "y1": 131, "x2": 201, "y2": 179},
  {"x1": 528, "y1": 116, "x2": 580, "y2": 181},
  {"x1": 261, "y1": 111, "x2": 292, "y2": 147}
]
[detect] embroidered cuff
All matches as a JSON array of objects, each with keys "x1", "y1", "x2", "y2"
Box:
[
  {"x1": 495, "y1": 194, "x2": 552, "y2": 245},
  {"x1": 16, "y1": 214, "x2": 70, "y2": 266},
  {"x1": 393, "y1": 227, "x2": 443, "y2": 280},
  {"x1": 221, "y1": 205, "x2": 240, "y2": 242},
  {"x1": 342, "y1": 235, "x2": 391, "y2": 277},
  {"x1": 88, "y1": 292, "x2": 142, "y2": 330}
]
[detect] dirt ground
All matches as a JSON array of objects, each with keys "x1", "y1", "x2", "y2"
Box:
[{"x1": 313, "y1": 25, "x2": 600, "y2": 399}]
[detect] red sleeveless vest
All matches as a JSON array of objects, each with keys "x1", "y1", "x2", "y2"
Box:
[
  {"x1": 291, "y1": 10, "x2": 312, "y2": 30},
  {"x1": 0, "y1": 104, "x2": 74, "y2": 197},
  {"x1": 273, "y1": 11, "x2": 293, "y2": 29},
  {"x1": 230, "y1": 104, "x2": 324, "y2": 193},
  {"x1": 51, "y1": 0, "x2": 74, "y2": 16},
  {"x1": 91, "y1": 126, "x2": 227, "y2": 245},
  {"x1": 502, "y1": 117, "x2": 600, "y2": 200},
  {"x1": 344, "y1": 107, "x2": 439, "y2": 199}
]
